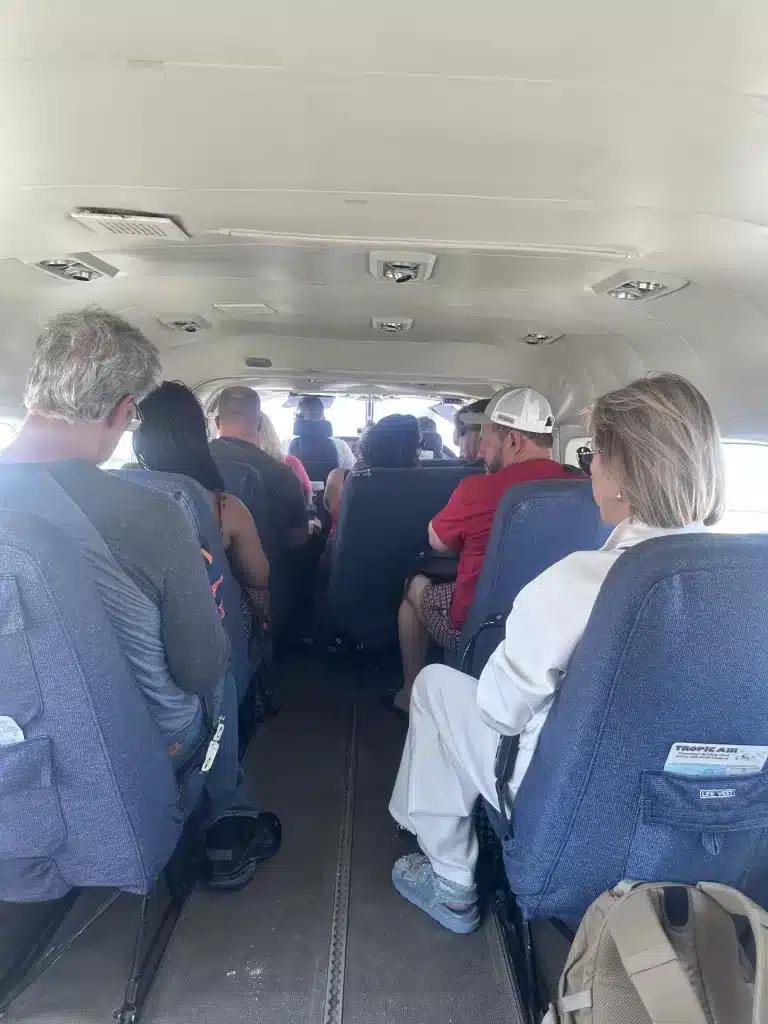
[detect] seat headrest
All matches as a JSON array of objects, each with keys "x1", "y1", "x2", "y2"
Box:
[
  {"x1": 420, "y1": 430, "x2": 444, "y2": 455},
  {"x1": 293, "y1": 417, "x2": 333, "y2": 438}
]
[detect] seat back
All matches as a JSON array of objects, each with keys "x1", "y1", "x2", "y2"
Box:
[
  {"x1": 288, "y1": 418, "x2": 339, "y2": 485},
  {"x1": 114, "y1": 470, "x2": 250, "y2": 704},
  {"x1": 506, "y1": 533, "x2": 768, "y2": 924},
  {"x1": 0, "y1": 511, "x2": 181, "y2": 901},
  {"x1": 328, "y1": 464, "x2": 480, "y2": 648},
  {"x1": 214, "y1": 457, "x2": 277, "y2": 560},
  {"x1": 420, "y1": 430, "x2": 448, "y2": 460},
  {"x1": 457, "y1": 480, "x2": 610, "y2": 673}
]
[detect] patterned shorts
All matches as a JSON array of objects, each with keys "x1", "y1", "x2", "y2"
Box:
[{"x1": 418, "y1": 580, "x2": 462, "y2": 653}]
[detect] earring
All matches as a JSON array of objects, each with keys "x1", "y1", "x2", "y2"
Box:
[{"x1": 616, "y1": 491, "x2": 623, "y2": 501}]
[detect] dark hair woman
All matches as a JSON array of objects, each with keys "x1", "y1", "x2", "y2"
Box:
[{"x1": 134, "y1": 382, "x2": 269, "y2": 605}]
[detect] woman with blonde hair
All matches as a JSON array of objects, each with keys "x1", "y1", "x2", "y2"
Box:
[
  {"x1": 254, "y1": 411, "x2": 312, "y2": 502},
  {"x1": 387, "y1": 372, "x2": 725, "y2": 935}
]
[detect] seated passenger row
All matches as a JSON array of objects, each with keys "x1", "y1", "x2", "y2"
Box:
[
  {"x1": 0, "y1": 308, "x2": 282, "y2": 893},
  {"x1": 385, "y1": 373, "x2": 768, "y2": 936}
]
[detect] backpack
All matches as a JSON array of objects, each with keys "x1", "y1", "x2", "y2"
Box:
[{"x1": 543, "y1": 880, "x2": 768, "y2": 1024}]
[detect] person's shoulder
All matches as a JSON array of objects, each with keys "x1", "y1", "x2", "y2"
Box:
[
  {"x1": 519, "y1": 547, "x2": 619, "y2": 607},
  {"x1": 450, "y1": 471, "x2": 489, "y2": 498},
  {"x1": 105, "y1": 469, "x2": 192, "y2": 519}
]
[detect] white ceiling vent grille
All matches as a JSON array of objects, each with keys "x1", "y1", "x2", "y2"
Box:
[
  {"x1": 214, "y1": 303, "x2": 276, "y2": 320},
  {"x1": 371, "y1": 318, "x2": 414, "y2": 333},
  {"x1": 70, "y1": 208, "x2": 190, "y2": 240},
  {"x1": 592, "y1": 270, "x2": 688, "y2": 302},
  {"x1": 518, "y1": 332, "x2": 563, "y2": 347},
  {"x1": 157, "y1": 315, "x2": 211, "y2": 334},
  {"x1": 369, "y1": 251, "x2": 436, "y2": 284}
]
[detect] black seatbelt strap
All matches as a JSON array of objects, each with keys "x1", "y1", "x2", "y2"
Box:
[{"x1": 459, "y1": 613, "x2": 506, "y2": 677}]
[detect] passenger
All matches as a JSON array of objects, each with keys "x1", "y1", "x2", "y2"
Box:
[
  {"x1": 417, "y1": 416, "x2": 454, "y2": 460},
  {"x1": 324, "y1": 414, "x2": 421, "y2": 527},
  {"x1": 453, "y1": 398, "x2": 489, "y2": 464},
  {"x1": 253, "y1": 410, "x2": 312, "y2": 502},
  {"x1": 389, "y1": 373, "x2": 725, "y2": 933},
  {"x1": 210, "y1": 386, "x2": 310, "y2": 550},
  {"x1": 0, "y1": 307, "x2": 280, "y2": 889},
  {"x1": 133, "y1": 381, "x2": 270, "y2": 624},
  {"x1": 394, "y1": 388, "x2": 568, "y2": 712},
  {"x1": 289, "y1": 395, "x2": 356, "y2": 471}
]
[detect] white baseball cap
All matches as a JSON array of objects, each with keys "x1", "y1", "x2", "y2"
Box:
[{"x1": 460, "y1": 386, "x2": 555, "y2": 433}]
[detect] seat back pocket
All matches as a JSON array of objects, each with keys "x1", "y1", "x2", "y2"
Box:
[
  {"x1": 0, "y1": 736, "x2": 65, "y2": 860},
  {"x1": 625, "y1": 770, "x2": 768, "y2": 887}
]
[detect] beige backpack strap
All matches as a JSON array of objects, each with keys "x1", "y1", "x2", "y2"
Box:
[
  {"x1": 698, "y1": 882, "x2": 768, "y2": 1024},
  {"x1": 607, "y1": 886, "x2": 710, "y2": 1024}
]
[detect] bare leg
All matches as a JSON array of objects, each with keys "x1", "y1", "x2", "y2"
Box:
[{"x1": 395, "y1": 575, "x2": 431, "y2": 713}]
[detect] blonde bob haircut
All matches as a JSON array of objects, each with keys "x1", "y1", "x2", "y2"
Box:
[
  {"x1": 588, "y1": 373, "x2": 726, "y2": 528},
  {"x1": 253, "y1": 411, "x2": 284, "y2": 461}
]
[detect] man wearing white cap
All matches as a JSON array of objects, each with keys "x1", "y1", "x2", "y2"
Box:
[{"x1": 394, "y1": 386, "x2": 567, "y2": 713}]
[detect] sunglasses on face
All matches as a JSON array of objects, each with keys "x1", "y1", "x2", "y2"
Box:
[{"x1": 576, "y1": 444, "x2": 600, "y2": 476}]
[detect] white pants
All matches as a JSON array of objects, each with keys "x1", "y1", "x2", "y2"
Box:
[{"x1": 388, "y1": 663, "x2": 503, "y2": 888}]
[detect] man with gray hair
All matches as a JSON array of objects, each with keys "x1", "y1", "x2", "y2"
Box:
[{"x1": 0, "y1": 307, "x2": 281, "y2": 890}]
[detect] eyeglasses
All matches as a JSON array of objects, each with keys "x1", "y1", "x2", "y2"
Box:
[
  {"x1": 576, "y1": 444, "x2": 600, "y2": 476},
  {"x1": 126, "y1": 401, "x2": 143, "y2": 432}
]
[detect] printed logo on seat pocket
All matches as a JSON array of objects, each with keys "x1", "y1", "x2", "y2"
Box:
[{"x1": 699, "y1": 788, "x2": 736, "y2": 800}]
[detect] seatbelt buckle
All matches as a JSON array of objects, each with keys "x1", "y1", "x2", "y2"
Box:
[{"x1": 201, "y1": 716, "x2": 225, "y2": 773}]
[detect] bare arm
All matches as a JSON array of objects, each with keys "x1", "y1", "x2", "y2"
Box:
[
  {"x1": 428, "y1": 521, "x2": 451, "y2": 553},
  {"x1": 324, "y1": 467, "x2": 346, "y2": 517},
  {"x1": 222, "y1": 494, "x2": 270, "y2": 588}
]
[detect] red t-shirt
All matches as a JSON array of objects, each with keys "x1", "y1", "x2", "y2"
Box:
[{"x1": 431, "y1": 459, "x2": 570, "y2": 628}]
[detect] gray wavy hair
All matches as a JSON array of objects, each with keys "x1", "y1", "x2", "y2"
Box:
[
  {"x1": 24, "y1": 307, "x2": 161, "y2": 423},
  {"x1": 588, "y1": 372, "x2": 726, "y2": 528}
]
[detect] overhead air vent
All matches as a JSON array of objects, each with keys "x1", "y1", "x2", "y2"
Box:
[
  {"x1": 371, "y1": 318, "x2": 414, "y2": 333},
  {"x1": 34, "y1": 253, "x2": 119, "y2": 282},
  {"x1": 214, "y1": 303, "x2": 276, "y2": 320},
  {"x1": 369, "y1": 251, "x2": 436, "y2": 284},
  {"x1": 592, "y1": 271, "x2": 688, "y2": 302},
  {"x1": 157, "y1": 315, "x2": 211, "y2": 334},
  {"x1": 518, "y1": 332, "x2": 563, "y2": 347},
  {"x1": 70, "y1": 208, "x2": 190, "y2": 240}
]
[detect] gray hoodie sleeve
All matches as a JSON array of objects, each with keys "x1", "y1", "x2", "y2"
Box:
[{"x1": 160, "y1": 504, "x2": 231, "y2": 699}]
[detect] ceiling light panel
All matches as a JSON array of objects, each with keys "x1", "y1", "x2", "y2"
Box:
[
  {"x1": 592, "y1": 270, "x2": 688, "y2": 302},
  {"x1": 371, "y1": 318, "x2": 414, "y2": 332},
  {"x1": 213, "y1": 303, "x2": 277, "y2": 319},
  {"x1": 33, "y1": 252, "x2": 119, "y2": 282},
  {"x1": 369, "y1": 251, "x2": 436, "y2": 283}
]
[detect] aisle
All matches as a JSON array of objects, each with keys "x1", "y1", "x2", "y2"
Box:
[{"x1": 3, "y1": 652, "x2": 525, "y2": 1024}]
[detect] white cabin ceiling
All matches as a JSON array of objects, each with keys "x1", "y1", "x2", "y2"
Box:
[{"x1": 0, "y1": 0, "x2": 767, "y2": 435}]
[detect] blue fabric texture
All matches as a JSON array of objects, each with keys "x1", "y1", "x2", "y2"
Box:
[
  {"x1": 505, "y1": 532, "x2": 768, "y2": 924},
  {"x1": 454, "y1": 479, "x2": 610, "y2": 673},
  {"x1": 0, "y1": 511, "x2": 181, "y2": 901},
  {"x1": 328, "y1": 465, "x2": 481, "y2": 648},
  {"x1": 114, "y1": 470, "x2": 251, "y2": 705}
]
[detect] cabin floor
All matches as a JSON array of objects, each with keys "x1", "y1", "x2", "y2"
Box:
[{"x1": 2, "y1": 651, "x2": 526, "y2": 1024}]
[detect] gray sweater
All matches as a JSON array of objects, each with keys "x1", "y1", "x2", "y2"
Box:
[{"x1": 0, "y1": 460, "x2": 229, "y2": 703}]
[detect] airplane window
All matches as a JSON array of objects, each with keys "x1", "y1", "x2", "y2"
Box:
[
  {"x1": 717, "y1": 442, "x2": 768, "y2": 533},
  {"x1": 371, "y1": 397, "x2": 458, "y2": 454},
  {"x1": 0, "y1": 421, "x2": 18, "y2": 451},
  {"x1": 563, "y1": 436, "x2": 590, "y2": 467},
  {"x1": 101, "y1": 430, "x2": 136, "y2": 470},
  {"x1": 261, "y1": 394, "x2": 368, "y2": 442}
]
